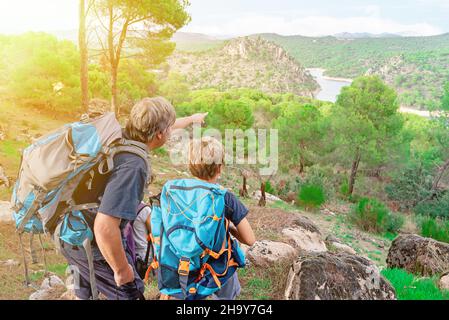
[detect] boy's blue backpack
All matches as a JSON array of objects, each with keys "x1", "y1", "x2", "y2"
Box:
[
  {"x1": 10, "y1": 112, "x2": 150, "y2": 297},
  {"x1": 149, "y1": 179, "x2": 246, "y2": 300}
]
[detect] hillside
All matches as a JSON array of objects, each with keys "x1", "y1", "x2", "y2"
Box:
[
  {"x1": 168, "y1": 37, "x2": 319, "y2": 97},
  {"x1": 258, "y1": 33, "x2": 449, "y2": 110},
  {"x1": 172, "y1": 32, "x2": 225, "y2": 52}
]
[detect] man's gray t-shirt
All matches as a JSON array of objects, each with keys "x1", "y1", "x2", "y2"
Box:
[{"x1": 132, "y1": 206, "x2": 151, "y2": 259}]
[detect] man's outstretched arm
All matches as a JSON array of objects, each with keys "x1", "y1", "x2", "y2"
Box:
[{"x1": 172, "y1": 113, "x2": 208, "y2": 130}]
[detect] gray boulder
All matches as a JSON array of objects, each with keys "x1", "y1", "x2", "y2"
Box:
[
  {"x1": 247, "y1": 240, "x2": 296, "y2": 266},
  {"x1": 285, "y1": 252, "x2": 396, "y2": 300},
  {"x1": 282, "y1": 216, "x2": 327, "y2": 253},
  {"x1": 387, "y1": 234, "x2": 449, "y2": 276}
]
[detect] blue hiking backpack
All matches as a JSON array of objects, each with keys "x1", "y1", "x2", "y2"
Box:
[
  {"x1": 10, "y1": 112, "x2": 150, "y2": 297},
  {"x1": 149, "y1": 179, "x2": 246, "y2": 300}
]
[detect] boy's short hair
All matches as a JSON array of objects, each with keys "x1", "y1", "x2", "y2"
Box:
[
  {"x1": 189, "y1": 137, "x2": 224, "y2": 180},
  {"x1": 125, "y1": 97, "x2": 176, "y2": 143}
]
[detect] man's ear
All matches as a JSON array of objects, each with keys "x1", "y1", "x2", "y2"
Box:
[{"x1": 156, "y1": 132, "x2": 163, "y2": 140}]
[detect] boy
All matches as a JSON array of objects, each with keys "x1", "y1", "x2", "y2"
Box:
[
  {"x1": 154, "y1": 136, "x2": 255, "y2": 300},
  {"x1": 61, "y1": 97, "x2": 208, "y2": 300}
]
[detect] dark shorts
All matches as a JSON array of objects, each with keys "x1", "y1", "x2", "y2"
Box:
[
  {"x1": 60, "y1": 241, "x2": 145, "y2": 300},
  {"x1": 211, "y1": 272, "x2": 241, "y2": 300}
]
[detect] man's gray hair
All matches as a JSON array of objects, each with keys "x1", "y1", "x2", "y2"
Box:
[{"x1": 125, "y1": 97, "x2": 177, "y2": 143}]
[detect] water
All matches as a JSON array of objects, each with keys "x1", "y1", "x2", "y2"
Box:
[{"x1": 307, "y1": 68, "x2": 352, "y2": 103}]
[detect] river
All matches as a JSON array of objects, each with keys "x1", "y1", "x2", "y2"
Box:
[
  {"x1": 307, "y1": 68, "x2": 352, "y2": 103},
  {"x1": 307, "y1": 68, "x2": 433, "y2": 118}
]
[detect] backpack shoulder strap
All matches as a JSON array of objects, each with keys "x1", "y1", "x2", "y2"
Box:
[{"x1": 98, "y1": 138, "x2": 151, "y2": 184}]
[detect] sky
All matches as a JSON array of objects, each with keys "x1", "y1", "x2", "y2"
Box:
[{"x1": 0, "y1": 0, "x2": 448, "y2": 37}]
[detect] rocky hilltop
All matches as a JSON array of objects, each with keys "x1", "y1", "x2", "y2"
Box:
[{"x1": 169, "y1": 37, "x2": 319, "y2": 97}]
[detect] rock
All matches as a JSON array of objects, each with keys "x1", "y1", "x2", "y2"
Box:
[
  {"x1": 329, "y1": 242, "x2": 357, "y2": 255},
  {"x1": 60, "y1": 289, "x2": 77, "y2": 300},
  {"x1": 41, "y1": 275, "x2": 65, "y2": 290},
  {"x1": 29, "y1": 289, "x2": 53, "y2": 300},
  {"x1": 439, "y1": 273, "x2": 449, "y2": 291},
  {"x1": 252, "y1": 190, "x2": 283, "y2": 203},
  {"x1": 0, "y1": 259, "x2": 19, "y2": 267},
  {"x1": 247, "y1": 240, "x2": 296, "y2": 266},
  {"x1": 321, "y1": 208, "x2": 336, "y2": 216},
  {"x1": 0, "y1": 201, "x2": 13, "y2": 222},
  {"x1": 284, "y1": 252, "x2": 396, "y2": 300},
  {"x1": 387, "y1": 234, "x2": 449, "y2": 276},
  {"x1": 325, "y1": 235, "x2": 357, "y2": 255},
  {"x1": 282, "y1": 216, "x2": 327, "y2": 253}
]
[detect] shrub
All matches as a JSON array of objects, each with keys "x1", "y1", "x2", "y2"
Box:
[
  {"x1": 414, "y1": 192, "x2": 449, "y2": 220},
  {"x1": 297, "y1": 184, "x2": 326, "y2": 209},
  {"x1": 418, "y1": 216, "x2": 449, "y2": 243},
  {"x1": 351, "y1": 198, "x2": 404, "y2": 234},
  {"x1": 339, "y1": 181, "x2": 350, "y2": 197},
  {"x1": 265, "y1": 180, "x2": 276, "y2": 194},
  {"x1": 385, "y1": 162, "x2": 433, "y2": 210}
]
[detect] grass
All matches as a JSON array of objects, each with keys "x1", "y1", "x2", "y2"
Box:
[
  {"x1": 238, "y1": 259, "x2": 293, "y2": 300},
  {"x1": 418, "y1": 216, "x2": 449, "y2": 243},
  {"x1": 269, "y1": 200, "x2": 298, "y2": 212},
  {"x1": 382, "y1": 268, "x2": 449, "y2": 300}
]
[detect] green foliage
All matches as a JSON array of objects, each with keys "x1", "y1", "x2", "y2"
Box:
[
  {"x1": 351, "y1": 198, "x2": 404, "y2": 234},
  {"x1": 381, "y1": 268, "x2": 449, "y2": 300},
  {"x1": 414, "y1": 192, "x2": 449, "y2": 220},
  {"x1": 265, "y1": 180, "x2": 276, "y2": 194},
  {"x1": 339, "y1": 181, "x2": 350, "y2": 197},
  {"x1": 418, "y1": 216, "x2": 449, "y2": 243},
  {"x1": 332, "y1": 76, "x2": 405, "y2": 193},
  {"x1": 158, "y1": 72, "x2": 191, "y2": 106},
  {"x1": 385, "y1": 162, "x2": 433, "y2": 210},
  {"x1": 442, "y1": 82, "x2": 449, "y2": 111},
  {"x1": 297, "y1": 184, "x2": 326, "y2": 209},
  {"x1": 274, "y1": 103, "x2": 327, "y2": 171},
  {"x1": 3, "y1": 33, "x2": 81, "y2": 114}
]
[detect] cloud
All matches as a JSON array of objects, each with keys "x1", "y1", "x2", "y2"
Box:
[{"x1": 183, "y1": 14, "x2": 443, "y2": 37}]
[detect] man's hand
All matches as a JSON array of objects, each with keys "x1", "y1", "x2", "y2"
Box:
[
  {"x1": 189, "y1": 112, "x2": 208, "y2": 125},
  {"x1": 114, "y1": 263, "x2": 135, "y2": 287},
  {"x1": 172, "y1": 113, "x2": 209, "y2": 130}
]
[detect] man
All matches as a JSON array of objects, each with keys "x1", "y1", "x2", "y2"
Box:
[{"x1": 61, "y1": 97, "x2": 207, "y2": 300}]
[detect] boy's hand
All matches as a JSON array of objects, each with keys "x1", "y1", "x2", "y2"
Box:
[
  {"x1": 114, "y1": 263, "x2": 135, "y2": 287},
  {"x1": 190, "y1": 113, "x2": 208, "y2": 125}
]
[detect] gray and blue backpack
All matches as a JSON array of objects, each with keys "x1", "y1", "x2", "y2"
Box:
[
  {"x1": 10, "y1": 112, "x2": 150, "y2": 297},
  {"x1": 148, "y1": 178, "x2": 246, "y2": 300}
]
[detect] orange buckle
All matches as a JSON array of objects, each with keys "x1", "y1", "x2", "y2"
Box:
[
  {"x1": 189, "y1": 287, "x2": 197, "y2": 294},
  {"x1": 178, "y1": 257, "x2": 190, "y2": 276},
  {"x1": 150, "y1": 261, "x2": 159, "y2": 269}
]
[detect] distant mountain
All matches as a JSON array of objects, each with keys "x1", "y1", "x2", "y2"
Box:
[
  {"x1": 334, "y1": 32, "x2": 402, "y2": 39},
  {"x1": 168, "y1": 36, "x2": 319, "y2": 97},
  {"x1": 258, "y1": 33, "x2": 449, "y2": 109},
  {"x1": 172, "y1": 32, "x2": 225, "y2": 52}
]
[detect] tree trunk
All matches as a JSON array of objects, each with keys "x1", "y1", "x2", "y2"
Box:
[
  {"x1": 258, "y1": 182, "x2": 267, "y2": 207},
  {"x1": 79, "y1": 0, "x2": 89, "y2": 113},
  {"x1": 239, "y1": 175, "x2": 249, "y2": 198},
  {"x1": 299, "y1": 157, "x2": 304, "y2": 174},
  {"x1": 107, "y1": 3, "x2": 118, "y2": 114},
  {"x1": 348, "y1": 150, "x2": 361, "y2": 196},
  {"x1": 431, "y1": 158, "x2": 449, "y2": 192},
  {"x1": 111, "y1": 65, "x2": 118, "y2": 114}
]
